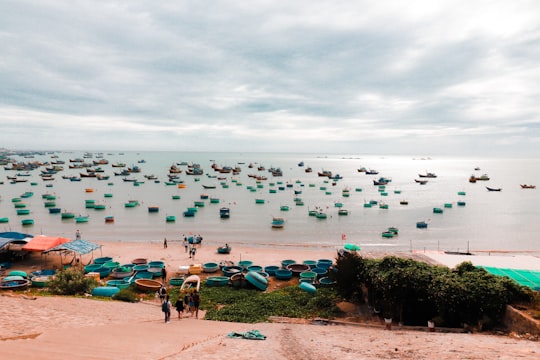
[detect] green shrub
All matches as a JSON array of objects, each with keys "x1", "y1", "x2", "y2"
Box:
[
  {"x1": 113, "y1": 288, "x2": 138, "y2": 303},
  {"x1": 48, "y1": 267, "x2": 97, "y2": 295}
]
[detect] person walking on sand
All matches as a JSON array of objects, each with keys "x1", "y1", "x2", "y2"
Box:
[
  {"x1": 183, "y1": 236, "x2": 188, "y2": 253},
  {"x1": 163, "y1": 237, "x2": 168, "y2": 248},
  {"x1": 158, "y1": 285, "x2": 167, "y2": 303},
  {"x1": 75, "y1": 229, "x2": 81, "y2": 240},
  {"x1": 190, "y1": 246, "x2": 197, "y2": 260},
  {"x1": 162, "y1": 295, "x2": 171, "y2": 323},
  {"x1": 188, "y1": 292, "x2": 195, "y2": 317},
  {"x1": 184, "y1": 292, "x2": 192, "y2": 315},
  {"x1": 161, "y1": 267, "x2": 167, "y2": 283},
  {"x1": 175, "y1": 297, "x2": 184, "y2": 319},
  {"x1": 192, "y1": 290, "x2": 201, "y2": 319}
]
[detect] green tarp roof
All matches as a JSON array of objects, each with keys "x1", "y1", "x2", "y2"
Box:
[
  {"x1": 45, "y1": 239, "x2": 101, "y2": 255},
  {"x1": 481, "y1": 266, "x2": 540, "y2": 291}
]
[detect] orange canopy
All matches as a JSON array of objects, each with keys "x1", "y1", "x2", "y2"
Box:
[{"x1": 22, "y1": 235, "x2": 71, "y2": 252}]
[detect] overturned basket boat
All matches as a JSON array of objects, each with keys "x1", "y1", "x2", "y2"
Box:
[{"x1": 134, "y1": 278, "x2": 162, "y2": 292}]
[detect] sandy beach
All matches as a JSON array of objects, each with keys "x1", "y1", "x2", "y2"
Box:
[{"x1": 1, "y1": 239, "x2": 539, "y2": 359}]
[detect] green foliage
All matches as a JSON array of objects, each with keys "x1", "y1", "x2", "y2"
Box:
[
  {"x1": 335, "y1": 255, "x2": 534, "y2": 329},
  {"x1": 200, "y1": 284, "x2": 340, "y2": 323},
  {"x1": 48, "y1": 267, "x2": 98, "y2": 295},
  {"x1": 113, "y1": 287, "x2": 138, "y2": 302}
]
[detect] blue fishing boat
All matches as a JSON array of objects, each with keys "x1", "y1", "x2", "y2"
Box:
[{"x1": 245, "y1": 271, "x2": 268, "y2": 291}]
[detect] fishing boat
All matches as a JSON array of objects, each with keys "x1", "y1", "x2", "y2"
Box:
[
  {"x1": 104, "y1": 216, "x2": 115, "y2": 223},
  {"x1": 418, "y1": 172, "x2": 437, "y2": 178},
  {"x1": 202, "y1": 262, "x2": 220, "y2": 273},
  {"x1": 206, "y1": 276, "x2": 230, "y2": 287},
  {"x1": 21, "y1": 219, "x2": 34, "y2": 226},
  {"x1": 486, "y1": 186, "x2": 502, "y2": 192},
  {"x1": 61, "y1": 212, "x2": 75, "y2": 219},
  {"x1": 219, "y1": 207, "x2": 230, "y2": 219},
  {"x1": 92, "y1": 286, "x2": 120, "y2": 297},
  {"x1": 148, "y1": 206, "x2": 159, "y2": 213},
  {"x1": 415, "y1": 179, "x2": 428, "y2": 185},
  {"x1": 0, "y1": 278, "x2": 31, "y2": 290},
  {"x1": 134, "y1": 278, "x2": 162, "y2": 292},
  {"x1": 75, "y1": 215, "x2": 89, "y2": 223},
  {"x1": 110, "y1": 266, "x2": 135, "y2": 279},
  {"x1": 217, "y1": 244, "x2": 231, "y2": 254},
  {"x1": 271, "y1": 217, "x2": 285, "y2": 228},
  {"x1": 245, "y1": 271, "x2": 268, "y2": 291},
  {"x1": 165, "y1": 215, "x2": 176, "y2": 222},
  {"x1": 416, "y1": 221, "x2": 428, "y2": 229},
  {"x1": 180, "y1": 275, "x2": 201, "y2": 292},
  {"x1": 520, "y1": 184, "x2": 536, "y2": 189}
]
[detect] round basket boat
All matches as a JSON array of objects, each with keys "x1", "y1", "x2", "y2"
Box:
[
  {"x1": 92, "y1": 286, "x2": 120, "y2": 297},
  {"x1": 94, "y1": 257, "x2": 113, "y2": 265},
  {"x1": 311, "y1": 267, "x2": 328, "y2": 278},
  {"x1": 230, "y1": 273, "x2": 247, "y2": 289},
  {"x1": 264, "y1": 265, "x2": 280, "y2": 276},
  {"x1": 31, "y1": 269, "x2": 56, "y2": 277},
  {"x1": 31, "y1": 275, "x2": 52, "y2": 288},
  {"x1": 110, "y1": 267, "x2": 134, "y2": 279},
  {"x1": 299, "y1": 271, "x2": 317, "y2": 282},
  {"x1": 131, "y1": 258, "x2": 148, "y2": 265},
  {"x1": 135, "y1": 271, "x2": 154, "y2": 279},
  {"x1": 148, "y1": 260, "x2": 165, "y2": 268},
  {"x1": 147, "y1": 267, "x2": 164, "y2": 277},
  {"x1": 245, "y1": 271, "x2": 268, "y2": 291},
  {"x1": 84, "y1": 264, "x2": 103, "y2": 273},
  {"x1": 238, "y1": 260, "x2": 253, "y2": 270},
  {"x1": 206, "y1": 276, "x2": 230, "y2": 287},
  {"x1": 169, "y1": 277, "x2": 185, "y2": 286},
  {"x1": 286, "y1": 263, "x2": 310, "y2": 276},
  {"x1": 318, "y1": 277, "x2": 336, "y2": 287},
  {"x1": 106, "y1": 279, "x2": 130, "y2": 289},
  {"x1": 102, "y1": 261, "x2": 120, "y2": 269},
  {"x1": 299, "y1": 282, "x2": 317, "y2": 294},
  {"x1": 8, "y1": 270, "x2": 27, "y2": 278},
  {"x1": 0, "y1": 279, "x2": 31, "y2": 291},
  {"x1": 222, "y1": 265, "x2": 243, "y2": 277},
  {"x1": 135, "y1": 278, "x2": 162, "y2": 292},
  {"x1": 93, "y1": 266, "x2": 111, "y2": 278},
  {"x1": 202, "y1": 262, "x2": 220, "y2": 273},
  {"x1": 316, "y1": 259, "x2": 333, "y2": 269},
  {"x1": 246, "y1": 265, "x2": 263, "y2": 272},
  {"x1": 3, "y1": 275, "x2": 24, "y2": 281},
  {"x1": 133, "y1": 264, "x2": 148, "y2": 272},
  {"x1": 275, "y1": 269, "x2": 293, "y2": 281},
  {"x1": 281, "y1": 259, "x2": 296, "y2": 269},
  {"x1": 302, "y1": 260, "x2": 317, "y2": 269}
]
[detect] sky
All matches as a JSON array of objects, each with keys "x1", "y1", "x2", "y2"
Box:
[{"x1": 1, "y1": 0, "x2": 540, "y2": 155}]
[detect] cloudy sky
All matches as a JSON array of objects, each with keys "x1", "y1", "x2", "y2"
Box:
[{"x1": 1, "y1": 0, "x2": 540, "y2": 155}]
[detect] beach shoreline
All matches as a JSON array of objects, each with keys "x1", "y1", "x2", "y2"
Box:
[{"x1": 2, "y1": 238, "x2": 540, "y2": 359}]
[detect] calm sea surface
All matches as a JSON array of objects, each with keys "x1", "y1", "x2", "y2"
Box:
[{"x1": 2, "y1": 151, "x2": 540, "y2": 253}]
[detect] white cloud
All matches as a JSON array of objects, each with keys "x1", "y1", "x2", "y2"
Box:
[{"x1": 1, "y1": 0, "x2": 540, "y2": 155}]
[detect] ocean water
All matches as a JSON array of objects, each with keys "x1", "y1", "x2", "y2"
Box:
[{"x1": 1, "y1": 151, "x2": 540, "y2": 253}]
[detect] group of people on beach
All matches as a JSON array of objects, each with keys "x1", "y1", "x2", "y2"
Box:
[{"x1": 159, "y1": 285, "x2": 200, "y2": 323}]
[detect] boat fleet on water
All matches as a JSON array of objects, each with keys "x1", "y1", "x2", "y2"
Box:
[{"x1": 0, "y1": 150, "x2": 537, "y2": 239}]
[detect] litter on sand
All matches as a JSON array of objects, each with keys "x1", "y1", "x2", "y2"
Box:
[{"x1": 227, "y1": 330, "x2": 266, "y2": 340}]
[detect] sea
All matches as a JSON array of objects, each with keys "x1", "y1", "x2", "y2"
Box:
[{"x1": 2, "y1": 151, "x2": 540, "y2": 254}]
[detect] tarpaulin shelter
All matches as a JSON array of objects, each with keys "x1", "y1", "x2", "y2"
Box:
[
  {"x1": 0, "y1": 232, "x2": 32, "y2": 251},
  {"x1": 22, "y1": 236, "x2": 71, "y2": 252},
  {"x1": 43, "y1": 239, "x2": 103, "y2": 267},
  {"x1": 45, "y1": 239, "x2": 102, "y2": 255}
]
